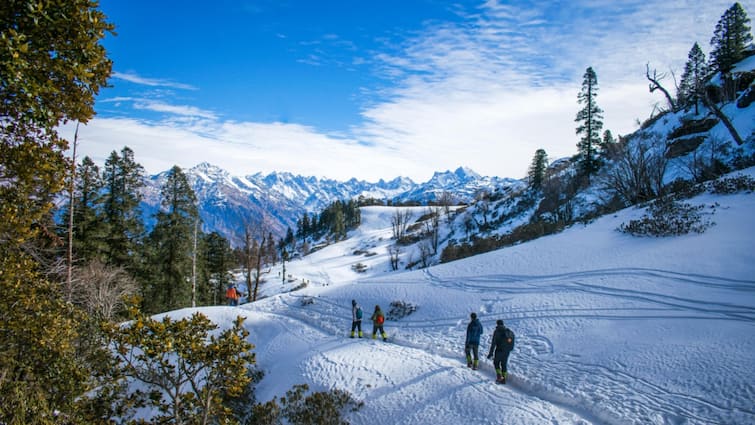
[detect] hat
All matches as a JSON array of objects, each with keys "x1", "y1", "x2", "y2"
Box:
[
  {"x1": 496, "y1": 319, "x2": 504, "y2": 326},
  {"x1": 352, "y1": 299, "x2": 356, "y2": 305},
  {"x1": 470, "y1": 312, "x2": 477, "y2": 319}
]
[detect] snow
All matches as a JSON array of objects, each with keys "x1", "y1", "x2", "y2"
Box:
[{"x1": 158, "y1": 169, "x2": 755, "y2": 424}]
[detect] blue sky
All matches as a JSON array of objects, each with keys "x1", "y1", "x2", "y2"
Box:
[{"x1": 65, "y1": 0, "x2": 753, "y2": 182}]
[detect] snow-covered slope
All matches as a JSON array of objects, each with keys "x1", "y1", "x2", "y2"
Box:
[{"x1": 165, "y1": 167, "x2": 755, "y2": 425}]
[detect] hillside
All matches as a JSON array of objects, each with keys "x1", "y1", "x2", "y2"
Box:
[{"x1": 163, "y1": 166, "x2": 755, "y2": 424}]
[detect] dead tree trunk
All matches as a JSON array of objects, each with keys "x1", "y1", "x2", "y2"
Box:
[{"x1": 646, "y1": 64, "x2": 676, "y2": 111}]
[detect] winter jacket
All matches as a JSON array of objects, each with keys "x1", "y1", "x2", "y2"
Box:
[
  {"x1": 352, "y1": 304, "x2": 362, "y2": 322},
  {"x1": 370, "y1": 309, "x2": 385, "y2": 325},
  {"x1": 488, "y1": 324, "x2": 515, "y2": 356},
  {"x1": 465, "y1": 318, "x2": 483, "y2": 345}
]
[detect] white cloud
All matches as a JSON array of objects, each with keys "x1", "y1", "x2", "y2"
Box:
[
  {"x1": 82, "y1": 0, "x2": 744, "y2": 182},
  {"x1": 113, "y1": 71, "x2": 198, "y2": 90}
]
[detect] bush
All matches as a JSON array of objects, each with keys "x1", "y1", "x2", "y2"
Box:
[
  {"x1": 278, "y1": 384, "x2": 363, "y2": 425},
  {"x1": 387, "y1": 301, "x2": 418, "y2": 320},
  {"x1": 351, "y1": 263, "x2": 368, "y2": 273},
  {"x1": 618, "y1": 197, "x2": 714, "y2": 237},
  {"x1": 708, "y1": 174, "x2": 755, "y2": 194}
]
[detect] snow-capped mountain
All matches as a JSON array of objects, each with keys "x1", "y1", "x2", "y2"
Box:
[{"x1": 141, "y1": 163, "x2": 517, "y2": 244}]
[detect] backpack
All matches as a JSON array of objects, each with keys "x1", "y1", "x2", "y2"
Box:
[
  {"x1": 356, "y1": 307, "x2": 363, "y2": 319},
  {"x1": 377, "y1": 314, "x2": 384, "y2": 325},
  {"x1": 504, "y1": 328, "x2": 515, "y2": 350}
]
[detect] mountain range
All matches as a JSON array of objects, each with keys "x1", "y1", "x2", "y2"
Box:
[{"x1": 141, "y1": 163, "x2": 519, "y2": 244}]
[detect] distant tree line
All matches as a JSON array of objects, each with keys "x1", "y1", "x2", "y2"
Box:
[{"x1": 295, "y1": 199, "x2": 361, "y2": 243}]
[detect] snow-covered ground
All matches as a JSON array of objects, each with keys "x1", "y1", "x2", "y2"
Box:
[{"x1": 170, "y1": 168, "x2": 755, "y2": 425}]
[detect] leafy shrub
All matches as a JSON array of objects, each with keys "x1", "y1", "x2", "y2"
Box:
[
  {"x1": 618, "y1": 197, "x2": 714, "y2": 237},
  {"x1": 387, "y1": 301, "x2": 418, "y2": 320},
  {"x1": 278, "y1": 384, "x2": 363, "y2": 425},
  {"x1": 102, "y1": 309, "x2": 256, "y2": 424}
]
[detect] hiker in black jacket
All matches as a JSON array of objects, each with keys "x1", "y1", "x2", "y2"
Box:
[{"x1": 487, "y1": 319, "x2": 515, "y2": 384}]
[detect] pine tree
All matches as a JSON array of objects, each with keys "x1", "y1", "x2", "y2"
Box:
[
  {"x1": 147, "y1": 165, "x2": 199, "y2": 312},
  {"x1": 528, "y1": 149, "x2": 549, "y2": 190},
  {"x1": 575, "y1": 66, "x2": 604, "y2": 182},
  {"x1": 67, "y1": 156, "x2": 109, "y2": 263},
  {"x1": 0, "y1": 0, "x2": 113, "y2": 422},
  {"x1": 102, "y1": 147, "x2": 145, "y2": 272},
  {"x1": 710, "y1": 2, "x2": 753, "y2": 74},
  {"x1": 202, "y1": 232, "x2": 234, "y2": 305},
  {"x1": 678, "y1": 42, "x2": 709, "y2": 114}
]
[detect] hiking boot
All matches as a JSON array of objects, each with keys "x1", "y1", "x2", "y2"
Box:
[
  {"x1": 472, "y1": 360, "x2": 479, "y2": 370},
  {"x1": 467, "y1": 362, "x2": 473, "y2": 368}
]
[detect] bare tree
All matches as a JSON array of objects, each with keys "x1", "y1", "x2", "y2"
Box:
[
  {"x1": 683, "y1": 134, "x2": 730, "y2": 182},
  {"x1": 388, "y1": 245, "x2": 401, "y2": 271},
  {"x1": 436, "y1": 191, "x2": 457, "y2": 224},
  {"x1": 390, "y1": 208, "x2": 413, "y2": 241},
  {"x1": 70, "y1": 260, "x2": 138, "y2": 321},
  {"x1": 240, "y1": 216, "x2": 272, "y2": 302},
  {"x1": 646, "y1": 63, "x2": 677, "y2": 111},
  {"x1": 605, "y1": 133, "x2": 668, "y2": 204},
  {"x1": 702, "y1": 89, "x2": 744, "y2": 145},
  {"x1": 474, "y1": 191, "x2": 492, "y2": 228},
  {"x1": 418, "y1": 240, "x2": 433, "y2": 268},
  {"x1": 422, "y1": 207, "x2": 441, "y2": 254}
]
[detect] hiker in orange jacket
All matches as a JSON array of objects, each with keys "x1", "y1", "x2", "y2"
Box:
[{"x1": 370, "y1": 305, "x2": 387, "y2": 341}]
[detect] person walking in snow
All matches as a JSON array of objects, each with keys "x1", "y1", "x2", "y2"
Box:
[
  {"x1": 350, "y1": 299, "x2": 364, "y2": 338},
  {"x1": 487, "y1": 319, "x2": 515, "y2": 384},
  {"x1": 465, "y1": 312, "x2": 483, "y2": 370},
  {"x1": 370, "y1": 305, "x2": 387, "y2": 341},
  {"x1": 225, "y1": 284, "x2": 240, "y2": 306}
]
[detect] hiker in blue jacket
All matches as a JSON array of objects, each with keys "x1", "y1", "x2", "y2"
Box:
[
  {"x1": 465, "y1": 312, "x2": 483, "y2": 370},
  {"x1": 350, "y1": 299, "x2": 363, "y2": 338}
]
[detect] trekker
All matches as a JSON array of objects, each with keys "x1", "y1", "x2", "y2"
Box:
[
  {"x1": 370, "y1": 305, "x2": 387, "y2": 341},
  {"x1": 487, "y1": 319, "x2": 515, "y2": 384},
  {"x1": 465, "y1": 312, "x2": 483, "y2": 370},
  {"x1": 351, "y1": 299, "x2": 363, "y2": 338},
  {"x1": 225, "y1": 284, "x2": 240, "y2": 306}
]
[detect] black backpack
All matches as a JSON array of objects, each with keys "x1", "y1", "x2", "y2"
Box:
[{"x1": 504, "y1": 328, "x2": 515, "y2": 350}]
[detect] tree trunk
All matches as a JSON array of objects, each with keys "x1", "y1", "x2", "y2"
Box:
[{"x1": 702, "y1": 93, "x2": 744, "y2": 145}]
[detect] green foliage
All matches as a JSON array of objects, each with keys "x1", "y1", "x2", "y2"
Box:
[
  {"x1": 0, "y1": 253, "x2": 93, "y2": 425},
  {"x1": 575, "y1": 67, "x2": 604, "y2": 180},
  {"x1": 103, "y1": 309, "x2": 256, "y2": 424},
  {"x1": 0, "y1": 1, "x2": 113, "y2": 422},
  {"x1": 527, "y1": 148, "x2": 549, "y2": 190},
  {"x1": 710, "y1": 2, "x2": 753, "y2": 74},
  {"x1": 278, "y1": 384, "x2": 362, "y2": 425},
  {"x1": 146, "y1": 165, "x2": 200, "y2": 312},
  {"x1": 102, "y1": 147, "x2": 146, "y2": 271},
  {"x1": 297, "y1": 199, "x2": 361, "y2": 242},
  {"x1": 677, "y1": 43, "x2": 709, "y2": 113},
  {"x1": 201, "y1": 231, "x2": 235, "y2": 305}
]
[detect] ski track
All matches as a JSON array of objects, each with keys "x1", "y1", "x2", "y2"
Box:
[{"x1": 244, "y1": 264, "x2": 755, "y2": 424}]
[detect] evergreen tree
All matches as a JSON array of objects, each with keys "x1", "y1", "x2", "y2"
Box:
[
  {"x1": 147, "y1": 166, "x2": 199, "y2": 312},
  {"x1": 678, "y1": 42, "x2": 709, "y2": 114},
  {"x1": 528, "y1": 149, "x2": 549, "y2": 190},
  {"x1": 69, "y1": 156, "x2": 109, "y2": 263},
  {"x1": 0, "y1": 0, "x2": 113, "y2": 422},
  {"x1": 102, "y1": 147, "x2": 145, "y2": 271},
  {"x1": 202, "y1": 231, "x2": 234, "y2": 305},
  {"x1": 710, "y1": 2, "x2": 753, "y2": 74},
  {"x1": 575, "y1": 66, "x2": 604, "y2": 181}
]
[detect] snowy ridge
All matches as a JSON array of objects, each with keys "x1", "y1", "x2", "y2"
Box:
[
  {"x1": 159, "y1": 166, "x2": 755, "y2": 424},
  {"x1": 141, "y1": 163, "x2": 516, "y2": 242}
]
